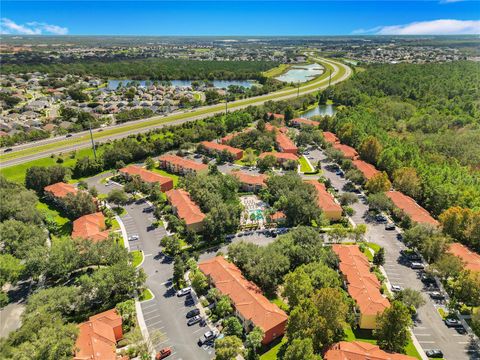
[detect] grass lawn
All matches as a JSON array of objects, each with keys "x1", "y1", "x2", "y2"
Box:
[
  {"x1": 110, "y1": 218, "x2": 120, "y2": 231},
  {"x1": 151, "y1": 168, "x2": 180, "y2": 187},
  {"x1": 0, "y1": 58, "x2": 346, "y2": 166},
  {"x1": 259, "y1": 336, "x2": 287, "y2": 360},
  {"x1": 131, "y1": 250, "x2": 144, "y2": 267},
  {"x1": 262, "y1": 64, "x2": 290, "y2": 78},
  {"x1": 139, "y1": 288, "x2": 154, "y2": 302},
  {"x1": 405, "y1": 338, "x2": 422, "y2": 359},
  {"x1": 299, "y1": 155, "x2": 314, "y2": 173},
  {"x1": 367, "y1": 242, "x2": 381, "y2": 253},
  {"x1": 36, "y1": 201, "x2": 72, "y2": 236},
  {"x1": 270, "y1": 296, "x2": 290, "y2": 313}
]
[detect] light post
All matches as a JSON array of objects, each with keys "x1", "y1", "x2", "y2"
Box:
[{"x1": 87, "y1": 116, "x2": 97, "y2": 160}]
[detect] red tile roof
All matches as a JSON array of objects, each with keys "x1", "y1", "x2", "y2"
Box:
[
  {"x1": 323, "y1": 131, "x2": 340, "y2": 144},
  {"x1": 305, "y1": 180, "x2": 343, "y2": 214},
  {"x1": 199, "y1": 256, "x2": 288, "y2": 338},
  {"x1": 270, "y1": 211, "x2": 287, "y2": 221},
  {"x1": 325, "y1": 341, "x2": 416, "y2": 360},
  {"x1": 352, "y1": 160, "x2": 380, "y2": 180},
  {"x1": 74, "y1": 309, "x2": 123, "y2": 360},
  {"x1": 119, "y1": 165, "x2": 173, "y2": 188},
  {"x1": 158, "y1": 154, "x2": 208, "y2": 172},
  {"x1": 259, "y1": 152, "x2": 299, "y2": 161},
  {"x1": 267, "y1": 112, "x2": 285, "y2": 120},
  {"x1": 448, "y1": 243, "x2": 480, "y2": 272},
  {"x1": 231, "y1": 171, "x2": 267, "y2": 187},
  {"x1": 385, "y1": 191, "x2": 438, "y2": 226},
  {"x1": 72, "y1": 212, "x2": 110, "y2": 242},
  {"x1": 44, "y1": 182, "x2": 78, "y2": 198},
  {"x1": 166, "y1": 189, "x2": 205, "y2": 226},
  {"x1": 200, "y1": 141, "x2": 244, "y2": 158},
  {"x1": 333, "y1": 143, "x2": 359, "y2": 159},
  {"x1": 332, "y1": 245, "x2": 390, "y2": 317},
  {"x1": 220, "y1": 128, "x2": 253, "y2": 144},
  {"x1": 275, "y1": 132, "x2": 298, "y2": 154},
  {"x1": 265, "y1": 122, "x2": 288, "y2": 134},
  {"x1": 291, "y1": 118, "x2": 320, "y2": 127}
]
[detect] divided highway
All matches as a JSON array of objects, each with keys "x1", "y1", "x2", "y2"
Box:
[{"x1": 0, "y1": 58, "x2": 352, "y2": 168}]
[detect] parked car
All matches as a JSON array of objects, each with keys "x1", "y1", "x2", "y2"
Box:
[
  {"x1": 391, "y1": 285, "x2": 403, "y2": 292},
  {"x1": 66, "y1": 134, "x2": 73, "y2": 138},
  {"x1": 429, "y1": 291, "x2": 445, "y2": 300},
  {"x1": 385, "y1": 222, "x2": 396, "y2": 230},
  {"x1": 401, "y1": 250, "x2": 421, "y2": 261},
  {"x1": 3, "y1": 148, "x2": 12, "y2": 153},
  {"x1": 336, "y1": 170, "x2": 345, "y2": 177},
  {"x1": 197, "y1": 330, "x2": 217, "y2": 346},
  {"x1": 421, "y1": 273, "x2": 436, "y2": 285},
  {"x1": 444, "y1": 318, "x2": 462, "y2": 327},
  {"x1": 396, "y1": 233, "x2": 403, "y2": 241},
  {"x1": 410, "y1": 262, "x2": 425, "y2": 270},
  {"x1": 128, "y1": 235, "x2": 139, "y2": 241},
  {"x1": 156, "y1": 347, "x2": 172, "y2": 359},
  {"x1": 425, "y1": 349, "x2": 443, "y2": 358},
  {"x1": 186, "y1": 308, "x2": 200, "y2": 318},
  {"x1": 177, "y1": 287, "x2": 192, "y2": 297},
  {"x1": 375, "y1": 214, "x2": 388, "y2": 223},
  {"x1": 187, "y1": 315, "x2": 202, "y2": 326}
]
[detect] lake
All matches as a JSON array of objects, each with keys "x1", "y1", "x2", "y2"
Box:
[
  {"x1": 302, "y1": 104, "x2": 336, "y2": 117},
  {"x1": 275, "y1": 63, "x2": 324, "y2": 83},
  {"x1": 107, "y1": 79, "x2": 254, "y2": 90}
]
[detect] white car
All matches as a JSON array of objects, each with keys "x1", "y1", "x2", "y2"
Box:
[
  {"x1": 177, "y1": 287, "x2": 192, "y2": 297},
  {"x1": 128, "y1": 235, "x2": 139, "y2": 241},
  {"x1": 391, "y1": 285, "x2": 402, "y2": 292}
]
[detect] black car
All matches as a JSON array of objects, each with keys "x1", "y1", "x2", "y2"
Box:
[
  {"x1": 186, "y1": 308, "x2": 200, "y2": 318},
  {"x1": 187, "y1": 315, "x2": 202, "y2": 326},
  {"x1": 425, "y1": 349, "x2": 443, "y2": 358},
  {"x1": 66, "y1": 134, "x2": 73, "y2": 138},
  {"x1": 3, "y1": 148, "x2": 12, "y2": 153},
  {"x1": 375, "y1": 214, "x2": 388, "y2": 223},
  {"x1": 421, "y1": 273, "x2": 436, "y2": 285}
]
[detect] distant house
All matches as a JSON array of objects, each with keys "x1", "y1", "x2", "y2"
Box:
[
  {"x1": 266, "y1": 112, "x2": 285, "y2": 122},
  {"x1": 324, "y1": 341, "x2": 416, "y2": 360},
  {"x1": 158, "y1": 154, "x2": 208, "y2": 176},
  {"x1": 448, "y1": 243, "x2": 480, "y2": 273},
  {"x1": 200, "y1": 141, "x2": 244, "y2": 160},
  {"x1": 290, "y1": 117, "x2": 319, "y2": 127},
  {"x1": 220, "y1": 128, "x2": 253, "y2": 144},
  {"x1": 44, "y1": 182, "x2": 78, "y2": 204},
  {"x1": 275, "y1": 132, "x2": 298, "y2": 154},
  {"x1": 352, "y1": 159, "x2": 380, "y2": 180},
  {"x1": 322, "y1": 131, "x2": 340, "y2": 145},
  {"x1": 269, "y1": 211, "x2": 287, "y2": 225},
  {"x1": 259, "y1": 152, "x2": 299, "y2": 166},
  {"x1": 230, "y1": 171, "x2": 267, "y2": 193},
  {"x1": 199, "y1": 256, "x2": 288, "y2": 345},
  {"x1": 333, "y1": 143, "x2": 359, "y2": 160},
  {"x1": 385, "y1": 190, "x2": 439, "y2": 227},
  {"x1": 72, "y1": 212, "x2": 110, "y2": 242},
  {"x1": 119, "y1": 165, "x2": 173, "y2": 192},
  {"x1": 304, "y1": 180, "x2": 343, "y2": 221},
  {"x1": 333, "y1": 245, "x2": 390, "y2": 329},
  {"x1": 74, "y1": 309, "x2": 125, "y2": 360},
  {"x1": 265, "y1": 122, "x2": 288, "y2": 134},
  {"x1": 165, "y1": 189, "x2": 205, "y2": 232}
]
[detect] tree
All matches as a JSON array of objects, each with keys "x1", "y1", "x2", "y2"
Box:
[
  {"x1": 393, "y1": 167, "x2": 421, "y2": 199},
  {"x1": 190, "y1": 270, "x2": 208, "y2": 296},
  {"x1": 373, "y1": 247, "x2": 385, "y2": 266},
  {"x1": 88, "y1": 186, "x2": 98, "y2": 197},
  {"x1": 375, "y1": 301, "x2": 412, "y2": 353},
  {"x1": 359, "y1": 136, "x2": 382, "y2": 165},
  {"x1": 107, "y1": 188, "x2": 128, "y2": 208},
  {"x1": 245, "y1": 326, "x2": 264, "y2": 359},
  {"x1": 145, "y1": 157, "x2": 155, "y2": 170},
  {"x1": 450, "y1": 271, "x2": 480, "y2": 307},
  {"x1": 0, "y1": 254, "x2": 24, "y2": 289},
  {"x1": 284, "y1": 338, "x2": 321, "y2": 360},
  {"x1": 214, "y1": 336, "x2": 243, "y2": 360},
  {"x1": 283, "y1": 268, "x2": 314, "y2": 308},
  {"x1": 160, "y1": 235, "x2": 182, "y2": 257},
  {"x1": 257, "y1": 155, "x2": 276, "y2": 172},
  {"x1": 25, "y1": 165, "x2": 68, "y2": 193},
  {"x1": 223, "y1": 317, "x2": 243, "y2": 338},
  {"x1": 365, "y1": 172, "x2": 391, "y2": 194},
  {"x1": 395, "y1": 288, "x2": 426, "y2": 311},
  {"x1": 367, "y1": 193, "x2": 393, "y2": 212},
  {"x1": 429, "y1": 254, "x2": 463, "y2": 280},
  {"x1": 243, "y1": 148, "x2": 257, "y2": 166},
  {"x1": 62, "y1": 192, "x2": 97, "y2": 219},
  {"x1": 172, "y1": 256, "x2": 185, "y2": 288},
  {"x1": 339, "y1": 192, "x2": 358, "y2": 206},
  {"x1": 215, "y1": 295, "x2": 233, "y2": 318}
]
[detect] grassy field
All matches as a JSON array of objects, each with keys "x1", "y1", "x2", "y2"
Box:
[
  {"x1": 0, "y1": 58, "x2": 346, "y2": 165},
  {"x1": 262, "y1": 64, "x2": 290, "y2": 78},
  {"x1": 36, "y1": 201, "x2": 72, "y2": 236},
  {"x1": 151, "y1": 168, "x2": 180, "y2": 187},
  {"x1": 131, "y1": 250, "x2": 144, "y2": 267},
  {"x1": 299, "y1": 156, "x2": 314, "y2": 172},
  {"x1": 259, "y1": 337, "x2": 287, "y2": 360}
]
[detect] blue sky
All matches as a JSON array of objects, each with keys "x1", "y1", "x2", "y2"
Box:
[{"x1": 1, "y1": 1, "x2": 479, "y2": 36}]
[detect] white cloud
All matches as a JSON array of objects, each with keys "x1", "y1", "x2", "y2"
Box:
[
  {"x1": 354, "y1": 19, "x2": 480, "y2": 35},
  {"x1": 1, "y1": 18, "x2": 68, "y2": 35}
]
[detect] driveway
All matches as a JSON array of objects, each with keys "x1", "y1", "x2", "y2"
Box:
[{"x1": 309, "y1": 148, "x2": 479, "y2": 360}]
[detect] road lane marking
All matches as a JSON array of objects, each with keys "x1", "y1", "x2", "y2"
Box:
[
  {"x1": 418, "y1": 341, "x2": 435, "y2": 344},
  {"x1": 145, "y1": 314, "x2": 163, "y2": 321}
]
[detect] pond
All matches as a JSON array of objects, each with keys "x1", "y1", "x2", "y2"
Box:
[
  {"x1": 302, "y1": 104, "x2": 336, "y2": 117},
  {"x1": 275, "y1": 63, "x2": 324, "y2": 83},
  {"x1": 107, "y1": 79, "x2": 254, "y2": 90}
]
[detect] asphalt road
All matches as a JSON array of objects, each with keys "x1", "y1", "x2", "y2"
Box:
[
  {"x1": 0, "y1": 58, "x2": 352, "y2": 167},
  {"x1": 308, "y1": 148, "x2": 479, "y2": 360}
]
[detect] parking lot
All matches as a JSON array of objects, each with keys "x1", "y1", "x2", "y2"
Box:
[{"x1": 307, "y1": 148, "x2": 479, "y2": 360}]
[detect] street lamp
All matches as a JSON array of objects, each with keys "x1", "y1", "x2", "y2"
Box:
[{"x1": 87, "y1": 116, "x2": 97, "y2": 160}]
